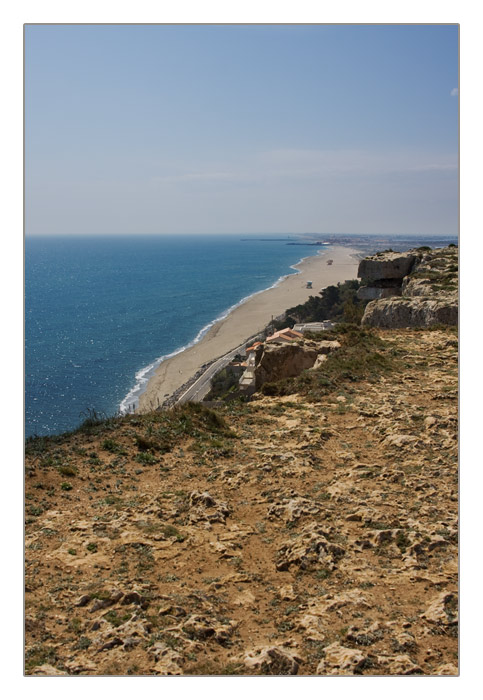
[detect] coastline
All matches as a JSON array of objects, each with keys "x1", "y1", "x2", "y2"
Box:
[{"x1": 137, "y1": 245, "x2": 361, "y2": 412}]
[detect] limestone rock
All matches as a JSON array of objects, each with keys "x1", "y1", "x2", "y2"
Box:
[
  {"x1": 30, "y1": 664, "x2": 67, "y2": 676},
  {"x1": 361, "y1": 297, "x2": 458, "y2": 328},
  {"x1": 149, "y1": 642, "x2": 184, "y2": 675},
  {"x1": 267, "y1": 496, "x2": 321, "y2": 524},
  {"x1": 434, "y1": 662, "x2": 458, "y2": 676},
  {"x1": 315, "y1": 340, "x2": 341, "y2": 354},
  {"x1": 358, "y1": 252, "x2": 417, "y2": 283},
  {"x1": 316, "y1": 642, "x2": 367, "y2": 675},
  {"x1": 189, "y1": 490, "x2": 230, "y2": 524},
  {"x1": 358, "y1": 285, "x2": 402, "y2": 301},
  {"x1": 359, "y1": 246, "x2": 458, "y2": 328},
  {"x1": 254, "y1": 343, "x2": 319, "y2": 389},
  {"x1": 182, "y1": 614, "x2": 236, "y2": 644},
  {"x1": 420, "y1": 591, "x2": 458, "y2": 627},
  {"x1": 242, "y1": 646, "x2": 302, "y2": 675},
  {"x1": 276, "y1": 523, "x2": 345, "y2": 571},
  {"x1": 377, "y1": 654, "x2": 423, "y2": 675}
]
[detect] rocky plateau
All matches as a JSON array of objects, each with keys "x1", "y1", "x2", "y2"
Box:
[{"x1": 24, "y1": 246, "x2": 458, "y2": 676}]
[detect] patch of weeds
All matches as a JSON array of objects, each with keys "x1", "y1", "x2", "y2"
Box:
[
  {"x1": 67, "y1": 618, "x2": 82, "y2": 634},
  {"x1": 103, "y1": 610, "x2": 132, "y2": 628},
  {"x1": 134, "y1": 434, "x2": 160, "y2": 452},
  {"x1": 86, "y1": 542, "x2": 98, "y2": 553},
  {"x1": 316, "y1": 568, "x2": 332, "y2": 580},
  {"x1": 61, "y1": 482, "x2": 73, "y2": 491},
  {"x1": 58, "y1": 464, "x2": 77, "y2": 477},
  {"x1": 25, "y1": 644, "x2": 60, "y2": 671},
  {"x1": 68, "y1": 548, "x2": 77, "y2": 556},
  {"x1": 27, "y1": 505, "x2": 44, "y2": 517},
  {"x1": 261, "y1": 326, "x2": 397, "y2": 399},
  {"x1": 277, "y1": 620, "x2": 295, "y2": 633},
  {"x1": 161, "y1": 524, "x2": 186, "y2": 542},
  {"x1": 396, "y1": 531, "x2": 411, "y2": 553},
  {"x1": 364, "y1": 520, "x2": 394, "y2": 531},
  {"x1": 76, "y1": 636, "x2": 92, "y2": 650},
  {"x1": 135, "y1": 452, "x2": 159, "y2": 465},
  {"x1": 101, "y1": 439, "x2": 127, "y2": 455},
  {"x1": 104, "y1": 495, "x2": 123, "y2": 507}
]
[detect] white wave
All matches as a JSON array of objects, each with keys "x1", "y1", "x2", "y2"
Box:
[{"x1": 119, "y1": 246, "x2": 327, "y2": 414}]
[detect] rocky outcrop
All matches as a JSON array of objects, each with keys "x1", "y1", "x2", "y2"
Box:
[
  {"x1": 358, "y1": 251, "x2": 418, "y2": 301},
  {"x1": 359, "y1": 246, "x2": 458, "y2": 328},
  {"x1": 241, "y1": 646, "x2": 302, "y2": 675},
  {"x1": 246, "y1": 339, "x2": 341, "y2": 391},
  {"x1": 361, "y1": 296, "x2": 458, "y2": 328},
  {"x1": 359, "y1": 251, "x2": 417, "y2": 282},
  {"x1": 253, "y1": 343, "x2": 318, "y2": 389}
]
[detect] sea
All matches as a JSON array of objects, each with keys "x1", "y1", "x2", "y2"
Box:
[{"x1": 25, "y1": 233, "x2": 457, "y2": 438}]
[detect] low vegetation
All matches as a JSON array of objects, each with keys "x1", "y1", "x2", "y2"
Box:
[
  {"x1": 261, "y1": 325, "x2": 397, "y2": 399},
  {"x1": 281, "y1": 280, "x2": 367, "y2": 327}
]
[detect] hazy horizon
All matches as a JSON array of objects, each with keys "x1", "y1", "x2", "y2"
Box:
[
  {"x1": 25, "y1": 231, "x2": 458, "y2": 238},
  {"x1": 25, "y1": 24, "x2": 458, "y2": 237}
]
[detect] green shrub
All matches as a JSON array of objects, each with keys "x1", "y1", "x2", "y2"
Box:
[
  {"x1": 261, "y1": 326, "x2": 396, "y2": 399},
  {"x1": 58, "y1": 464, "x2": 77, "y2": 477}
]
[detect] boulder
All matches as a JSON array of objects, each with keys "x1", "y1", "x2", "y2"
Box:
[
  {"x1": 316, "y1": 642, "x2": 367, "y2": 675},
  {"x1": 358, "y1": 252, "x2": 417, "y2": 283},
  {"x1": 276, "y1": 523, "x2": 345, "y2": 572},
  {"x1": 254, "y1": 343, "x2": 319, "y2": 390},
  {"x1": 242, "y1": 646, "x2": 302, "y2": 675}
]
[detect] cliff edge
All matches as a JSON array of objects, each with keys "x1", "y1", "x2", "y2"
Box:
[{"x1": 359, "y1": 246, "x2": 458, "y2": 328}]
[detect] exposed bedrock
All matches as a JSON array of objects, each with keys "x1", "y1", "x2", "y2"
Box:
[
  {"x1": 254, "y1": 343, "x2": 318, "y2": 390},
  {"x1": 253, "y1": 340, "x2": 340, "y2": 390},
  {"x1": 361, "y1": 297, "x2": 458, "y2": 328},
  {"x1": 358, "y1": 247, "x2": 458, "y2": 328},
  {"x1": 358, "y1": 252, "x2": 417, "y2": 284}
]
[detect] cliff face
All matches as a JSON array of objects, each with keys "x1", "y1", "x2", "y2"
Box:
[
  {"x1": 359, "y1": 246, "x2": 458, "y2": 328},
  {"x1": 251, "y1": 340, "x2": 340, "y2": 390}
]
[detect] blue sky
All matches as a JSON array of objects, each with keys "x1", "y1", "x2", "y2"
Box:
[{"x1": 25, "y1": 24, "x2": 458, "y2": 235}]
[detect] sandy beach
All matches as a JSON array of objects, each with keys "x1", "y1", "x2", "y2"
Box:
[{"x1": 138, "y1": 245, "x2": 361, "y2": 411}]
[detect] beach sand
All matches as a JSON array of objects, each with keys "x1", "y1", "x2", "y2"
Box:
[{"x1": 138, "y1": 245, "x2": 361, "y2": 411}]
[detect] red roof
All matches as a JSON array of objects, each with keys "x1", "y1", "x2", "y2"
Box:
[{"x1": 266, "y1": 328, "x2": 303, "y2": 342}]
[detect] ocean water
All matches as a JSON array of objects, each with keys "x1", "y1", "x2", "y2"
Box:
[{"x1": 25, "y1": 234, "x2": 318, "y2": 437}]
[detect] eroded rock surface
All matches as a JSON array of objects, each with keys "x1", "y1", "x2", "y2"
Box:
[
  {"x1": 359, "y1": 246, "x2": 458, "y2": 328},
  {"x1": 25, "y1": 327, "x2": 458, "y2": 676}
]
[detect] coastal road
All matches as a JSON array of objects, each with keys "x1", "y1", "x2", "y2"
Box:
[{"x1": 175, "y1": 336, "x2": 260, "y2": 405}]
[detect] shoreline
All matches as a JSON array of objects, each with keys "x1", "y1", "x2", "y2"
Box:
[
  {"x1": 119, "y1": 252, "x2": 311, "y2": 414},
  {"x1": 137, "y1": 245, "x2": 361, "y2": 412}
]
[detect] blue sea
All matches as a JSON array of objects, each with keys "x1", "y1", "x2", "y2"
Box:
[{"x1": 25, "y1": 234, "x2": 319, "y2": 437}]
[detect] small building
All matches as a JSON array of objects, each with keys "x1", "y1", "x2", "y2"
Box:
[
  {"x1": 292, "y1": 321, "x2": 335, "y2": 334},
  {"x1": 306, "y1": 280, "x2": 313, "y2": 289},
  {"x1": 265, "y1": 328, "x2": 304, "y2": 344},
  {"x1": 245, "y1": 341, "x2": 263, "y2": 354}
]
